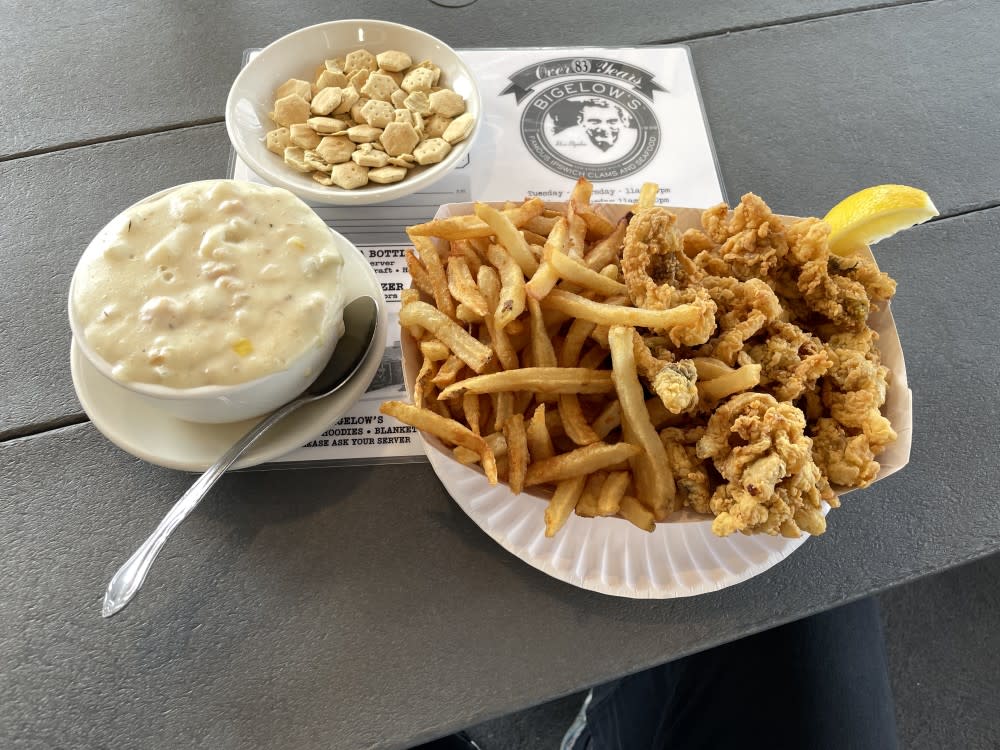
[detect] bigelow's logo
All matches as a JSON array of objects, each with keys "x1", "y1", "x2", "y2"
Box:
[{"x1": 501, "y1": 57, "x2": 666, "y2": 182}]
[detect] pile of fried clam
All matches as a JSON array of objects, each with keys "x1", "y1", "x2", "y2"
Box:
[{"x1": 383, "y1": 179, "x2": 897, "y2": 538}]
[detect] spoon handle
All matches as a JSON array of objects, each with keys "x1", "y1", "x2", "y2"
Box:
[{"x1": 101, "y1": 400, "x2": 305, "y2": 618}]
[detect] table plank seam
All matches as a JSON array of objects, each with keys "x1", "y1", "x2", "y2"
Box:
[
  {"x1": 0, "y1": 117, "x2": 224, "y2": 164},
  {"x1": 930, "y1": 199, "x2": 1000, "y2": 224},
  {"x1": 645, "y1": 0, "x2": 940, "y2": 45},
  {"x1": 0, "y1": 413, "x2": 88, "y2": 444}
]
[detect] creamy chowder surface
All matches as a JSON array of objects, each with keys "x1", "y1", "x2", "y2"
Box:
[{"x1": 72, "y1": 180, "x2": 345, "y2": 388}]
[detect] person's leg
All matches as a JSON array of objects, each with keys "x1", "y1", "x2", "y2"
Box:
[{"x1": 569, "y1": 597, "x2": 898, "y2": 750}]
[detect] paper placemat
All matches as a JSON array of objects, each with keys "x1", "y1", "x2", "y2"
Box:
[{"x1": 230, "y1": 45, "x2": 725, "y2": 466}]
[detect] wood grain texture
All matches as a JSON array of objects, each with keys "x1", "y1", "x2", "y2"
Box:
[{"x1": 0, "y1": 0, "x2": 921, "y2": 158}]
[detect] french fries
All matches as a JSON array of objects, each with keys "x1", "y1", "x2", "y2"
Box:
[
  {"x1": 381, "y1": 401, "x2": 497, "y2": 484},
  {"x1": 399, "y1": 301, "x2": 493, "y2": 373},
  {"x1": 503, "y1": 414, "x2": 528, "y2": 494},
  {"x1": 608, "y1": 325, "x2": 676, "y2": 520},
  {"x1": 408, "y1": 235, "x2": 455, "y2": 319},
  {"x1": 407, "y1": 198, "x2": 544, "y2": 239},
  {"x1": 542, "y1": 289, "x2": 707, "y2": 331},
  {"x1": 526, "y1": 403, "x2": 555, "y2": 460},
  {"x1": 438, "y1": 368, "x2": 614, "y2": 399},
  {"x1": 544, "y1": 476, "x2": 586, "y2": 537},
  {"x1": 395, "y1": 183, "x2": 870, "y2": 541},
  {"x1": 524, "y1": 442, "x2": 639, "y2": 487},
  {"x1": 446, "y1": 257, "x2": 489, "y2": 318},
  {"x1": 476, "y1": 203, "x2": 540, "y2": 276},
  {"x1": 487, "y1": 243, "x2": 527, "y2": 330}
]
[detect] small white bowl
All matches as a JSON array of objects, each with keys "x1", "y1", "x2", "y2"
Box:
[
  {"x1": 226, "y1": 19, "x2": 482, "y2": 206},
  {"x1": 68, "y1": 181, "x2": 354, "y2": 424}
]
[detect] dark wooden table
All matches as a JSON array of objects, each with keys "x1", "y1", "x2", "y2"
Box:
[{"x1": 2, "y1": 2, "x2": 998, "y2": 748}]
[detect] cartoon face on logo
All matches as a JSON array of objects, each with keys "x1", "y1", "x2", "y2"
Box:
[
  {"x1": 518, "y1": 77, "x2": 661, "y2": 182},
  {"x1": 543, "y1": 96, "x2": 639, "y2": 165}
]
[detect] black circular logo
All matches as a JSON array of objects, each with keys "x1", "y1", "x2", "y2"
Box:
[{"x1": 520, "y1": 81, "x2": 660, "y2": 182}]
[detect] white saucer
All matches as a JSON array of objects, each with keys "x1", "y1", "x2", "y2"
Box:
[{"x1": 70, "y1": 239, "x2": 387, "y2": 472}]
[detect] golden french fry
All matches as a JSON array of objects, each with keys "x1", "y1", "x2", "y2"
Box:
[
  {"x1": 486, "y1": 243, "x2": 526, "y2": 330},
  {"x1": 583, "y1": 219, "x2": 626, "y2": 271},
  {"x1": 484, "y1": 431, "x2": 507, "y2": 459},
  {"x1": 400, "y1": 301, "x2": 493, "y2": 372},
  {"x1": 570, "y1": 176, "x2": 593, "y2": 207},
  {"x1": 447, "y1": 257, "x2": 489, "y2": 318},
  {"x1": 522, "y1": 229, "x2": 549, "y2": 247},
  {"x1": 545, "y1": 244, "x2": 627, "y2": 296},
  {"x1": 523, "y1": 215, "x2": 557, "y2": 236},
  {"x1": 592, "y1": 400, "x2": 621, "y2": 439},
  {"x1": 559, "y1": 320, "x2": 594, "y2": 367},
  {"x1": 481, "y1": 447, "x2": 499, "y2": 484},
  {"x1": 635, "y1": 182, "x2": 658, "y2": 211},
  {"x1": 691, "y1": 356, "x2": 736, "y2": 380},
  {"x1": 574, "y1": 472, "x2": 606, "y2": 517},
  {"x1": 407, "y1": 198, "x2": 545, "y2": 239},
  {"x1": 455, "y1": 303, "x2": 482, "y2": 323},
  {"x1": 505, "y1": 319, "x2": 526, "y2": 336},
  {"x1": 526, "y1": 403, "x2": 555, "y2": 460},
  {"x1": 578, "y1": 344, "x2": 609, "y2": 370},
  {"x1": 618, "y1": 495, "x2": 656, "y2": 532},
  {"x1": 590, "y1": 324, "x2": 610, "y2": 349},
  {"x1": 503, "y1": 413, "x2": 528, "y2": 494},
  {"x1": 597, "y1": 470, "x2": 629, "y2": 516},
  {"x1": 559, "y1": 395, "x2": 600, "y2": 446},
  {"x1": 419, "y1": 339, "x2": 451, "y2": 362},
  {"x1": 544, "y1": 406, "x2": 566, "y2": 438},
  {"x1": 409, "y1": 234, "x2": 456, "y2": 319},
  {"x1": 559, "y1": 319, "x2": 596, "y2": 367},
  {"x1": 608, "y1": 325, "x2": 676, "y2": 520},
  {"x1": 494, "y1": 391, "x2": 514, "y2": 432},
  {"x1": 475, "y1": 202, "x2": 540, "y2": 276},
  {"x1": 513, "y1": 390, "x2": 534, "y2": 416},
  {"x1": 414, "y1": 356, "x2": 437, "y2": 409},
  {"x1": 525, "y1": 441, "x2": 639, "y2": 487},
  {"x1": 427, "y1": 396, "x2": 451, "y2": 419},
  {"x1": 578, "y1": 207, "x2": 616, "y2": 239},
  {"x1": 698, "y1": 363, "x2": 762, "y2": 403},
  {"x1": 380, "y1": 400, "x2": 488, "y2": 454},
  {"x1": 599, "y1": 264, "x2": 619, "y2": 281},
  {"x1": 527, "y1": 297, "x2": 557, "y2": 368},
  {"x1": 450, "y1": 239, "x2": 483, "y2": 274},
  {"x1": 541, "y1": 289, "x2": 707, "y2": 331},
  {"x1": 545, "y1": 476, "x2": 587, "y2": 537},
  {"x1": 477, "y1": 265, "x2": 519, "y2": 370},
  {"x1": 462, "y1": 392, "x2": 481, "y2": 435},
  {"x1": 405, "y1": 249, "x2": 435, "y2": 297},
  {"x1": 525, "y1": 218, "x2": 568, "y2": 301},
  {"x1": 438, "y1": 368, "x2": 614, "y2": 400},
  {"x1": 431, "y1": 355, "x2": 465, "y2": 387},
  {"x1": 453, "y1": 445, "x2": 481, "y2": 465},
  {"x1": 565, "y1": 201, "x2": 587, "y2": 259}
]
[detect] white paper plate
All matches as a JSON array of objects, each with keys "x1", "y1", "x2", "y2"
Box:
[
  {"x1": 403, "y1": 202, "x2": 913, "y2": 599},
  {"x1": 71, "y1": 237, "x2": 388, "y2": 472}
]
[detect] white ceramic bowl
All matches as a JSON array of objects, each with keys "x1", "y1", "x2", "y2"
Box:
[
  {"x1": 68, "y1": 181, "x2": 353, "y2": 424},
  {"x1": 225, "y1": 19, "x2": 482, "y2": 206}
]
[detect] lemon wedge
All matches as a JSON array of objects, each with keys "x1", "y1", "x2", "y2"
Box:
[{"x1": 824, "y1": 184, "x2": 939, "y2": 256}]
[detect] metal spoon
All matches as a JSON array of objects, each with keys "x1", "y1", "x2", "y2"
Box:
[{"x1": 102, "y1": 295, "x2": 379, "y2": 618}]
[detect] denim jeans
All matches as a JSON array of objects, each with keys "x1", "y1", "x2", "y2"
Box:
[{"x1": 581, "y1": 597, "x2": 898, "y2": 750}]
